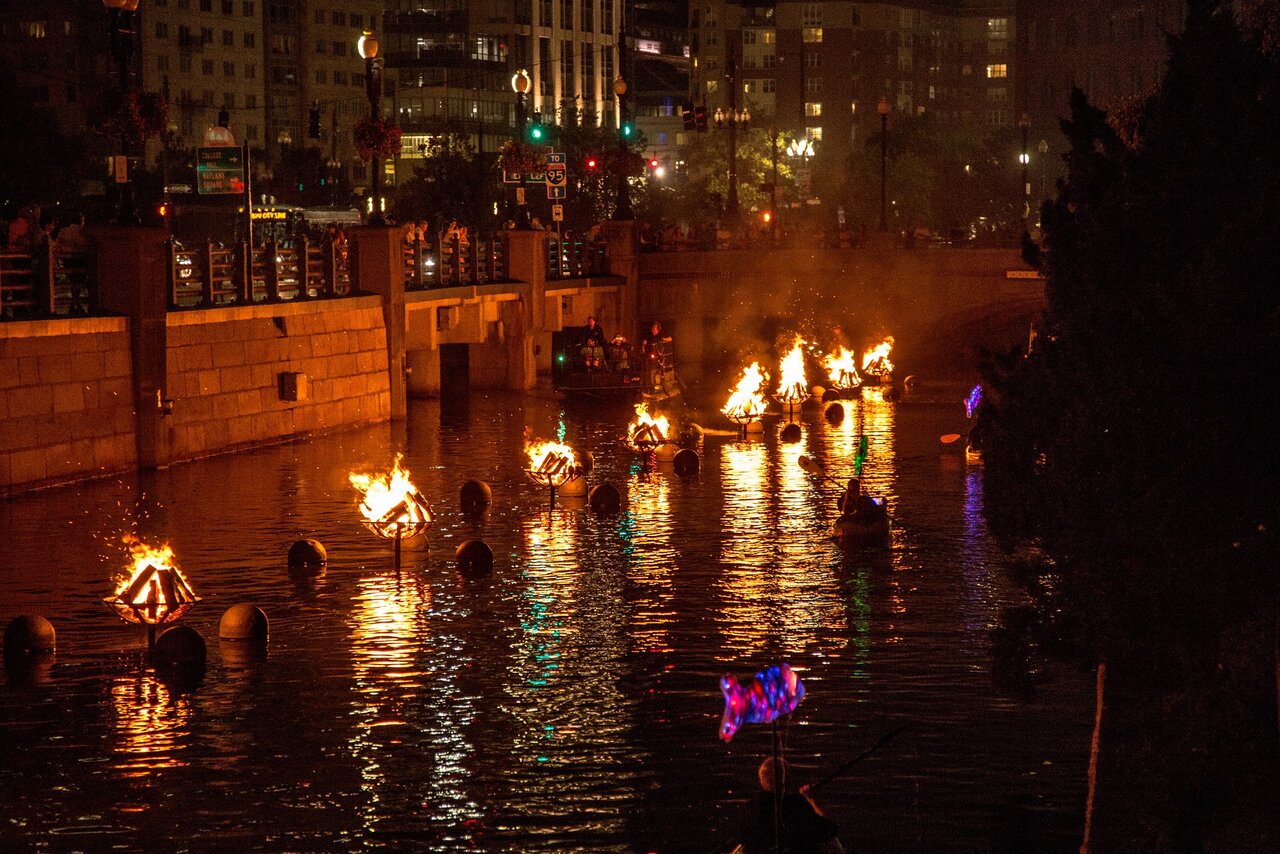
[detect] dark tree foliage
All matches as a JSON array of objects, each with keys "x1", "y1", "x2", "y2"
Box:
[
  {"x1": 0, "y1": 64, "x2": 91, "y2": 208},
  {"x1": 392, "y1": 135, "x2": 502, "y2": 233},
  {"x1": 978, "y1": 4, "x2": 1278, "y2": 847}
]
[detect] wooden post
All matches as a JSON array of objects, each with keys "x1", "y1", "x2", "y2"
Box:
[
  {"x1": 201, "y1": 240, "x2": 215, "y2": 307},
  {"x1": 296, "y1": 234, "x2": 311, "y2": 298},
  {"x1": 320, "y1": 239, "x2": 336, "y2": 297},
  {"x1": 264, "y1": 239, "x2": 280, "y2": 301}
]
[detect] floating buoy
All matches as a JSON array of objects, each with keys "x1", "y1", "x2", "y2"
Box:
[
  {"x1": 589, "y1": 483, "x2": 622, "y2": 514},
  {"x1": 780, "y1": 423, "x2": 802, "y2": 443},
  {"x1": 825, "y1": 403, "x2": 845, "y2": 424},
  {"x1": 287, "y1": 539, "x2": 326, "y2": 575},
  {"x1": 811, "y1": 385, "x2": 826, "y2": 399},
  {"x1": 154, "y1": 625, "x2": 207, "y2": 671},
  {"x1": 745, "y1": 420, "x2": 765, "y2": 434},
  {"x1": 654, "y1": 443, "x2": 679, "y2": 463},
  {"x1": 821, "y1": 388, "x2": 842, "y2": 403},
  {"x1": 455, "y1": 539, "x2": 494, "y2": 577},
  {"x1": 577, "y1": 450, "x2": 595, "y2": 476},
  {"x1": 560, "y1": 475, "x2": 589, "y2": 497},
  {"x1": 460, "y1": 479, "x2": 493, "y2": 512},
  {"x1": 3, "y1": 614, "x2": 55, "y2": 659},
  {"x1": 218, "y1": 604, "x2": 269, "y2": 642},
  {"x1": 678, "y1": 423, "x2": 704, "y2": 447},
  {"x1": 883, "y1": 384, "x2": 902, "y2": 401},
  {"x1": 673, "y1": 448, "x2": 701, "y2": 476}
]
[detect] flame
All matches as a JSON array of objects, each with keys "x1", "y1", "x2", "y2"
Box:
[
  {"x1": 525, "y1": 438, "x2": 578, "y2": 487},
  {"x1": 628, "y1": 403, "x2": 670, "y2": 450},
  {"x1": 861, "y1": 337, "x2": 895, "y2": 378},
  {"x1": 349, "y1": 455, "x2": 432, "y2": 539},
  {"x1": 776, "y1": 338, "x2": 810, "y2": 404},
  {"x1": 722, "y1": 362, "x2": 768, "y2": 423},
  {"x1": 824, "y1": 346, "x2": 862, "y2": 389},
  {"x1": 106, "y1": 537, "x2": 199, "y2": 625}
]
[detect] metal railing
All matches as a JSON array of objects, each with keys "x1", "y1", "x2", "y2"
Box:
[
  {"x1": 167, "y1": 238, "x2": 351, "y2": 308},
  {"x1": 0, "y1": 244, "x2": 94, "y2": 318},
  {"x1": 547, "y1": 234, "x2": 609, "y2": 280},
  {"x1": 402, "y1": 233, "x2": 508, "y2": 290}
]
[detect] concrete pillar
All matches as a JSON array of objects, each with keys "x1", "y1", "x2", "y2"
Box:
[
  {"x1": 406, "y1": 348, "x2": 441, "y2": 397},
  {"x1": 602, "y1": 221, "x2": 640, "y2": 339},
  {"x1": 349, "y1": 226, "x2": 406, "y2": 420},
  {"x1": 504, "y1": 228, "x2": 548, "y2": 328},
  {"x1": 93, "y1": 226, "x2": 169, "y2": 470},
  {"x1": 502, "y1": 300, "x2": 535, "y2": 390}
]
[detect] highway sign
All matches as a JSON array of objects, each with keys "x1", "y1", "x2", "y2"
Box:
[
  {"x1": 196, "y1": 146, "x2": 245, "y2": 195},
  {"x1": 545, "y1": 152, "x2": 566, "y2": 165},
  {"x1": 545, "y1": 164, "x2": 567, "y2": 188},
  {"x1": 547, "y1": 185, "x2": 566, "y2": 200}
]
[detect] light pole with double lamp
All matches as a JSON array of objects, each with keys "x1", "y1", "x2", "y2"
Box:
[
  {"x1": 510, "y1": 69, "x2": 533, "y2": 229},
  {"x1": 1018, "y1": 113, "x2": 1031, "y2": 228},
  {"x1": 612, "y1": 75, "x2": 635, "y2": 220},
  {"x1": 877, "y1": 95, "x2": 891, "y2": 232},
  {"x1": 103, "y1": 0, "x2": 141, "y2": 224},
  {"x1": 358, "y1": 30, "x2": 386, "y2": 225}
]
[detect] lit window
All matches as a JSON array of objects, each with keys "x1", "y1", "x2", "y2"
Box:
[
  {"x1": 802, "y1": 28, "x2": 822, "y2": 43},
  {"x1": 805, "y1": 126, "x2": 822, "y2": 141},
  {"x1": 805, "y1": 102, "x2": 822, "y2": 117},
  {"x1": 763, "y1": 31, "x2": 775, "y2": 45},
  {"x1": 988, "y1": 18, "x2": 1009, "y2": 40},
  {"x1": 986, "y1": 64, "x2": 1007, "y2": 78}
]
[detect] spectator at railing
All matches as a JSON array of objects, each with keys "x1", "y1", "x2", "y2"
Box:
[
  {"x1": 7, "y1": 205, "x2": 37, "y2": 251},
  {"x1": 57, "y1": 212, "x2": 89, "y2": 255}
]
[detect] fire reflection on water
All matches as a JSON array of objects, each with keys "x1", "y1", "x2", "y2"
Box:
[
  {"x1": 621, "y1": 473, "x2": 675, "y2": 655},
  {"x1": 108, "y1": 675, "x2": 194, "y2": 774}
]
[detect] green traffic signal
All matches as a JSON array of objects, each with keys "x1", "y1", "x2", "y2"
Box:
[
  {"x1": 620, "y1": 122, "x2": 635, "y2": 139},
  {"x1": 528, "y1": 124, "x2": 545, "y2": 142}
]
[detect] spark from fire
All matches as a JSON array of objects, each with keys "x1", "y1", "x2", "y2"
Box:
[
  {"x1": 861, "y1": 337, "x2": 895, "y2": 379},
  {"x1": 722, "y1": 362, "x2": 768, "y2": 423},
  {"x1": 776, "y1": 338, "x2": 810, "y2": 405},
  {"x1": 824, "y1": 346, "x2": 862, "y2": 389}
]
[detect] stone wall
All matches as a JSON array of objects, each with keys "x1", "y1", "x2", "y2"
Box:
[
  {"x1": 0, "y1": 318, "x2": 136, "y2": 494},
  {"x1": 163, "y1": 298, "x2": 390, "y2": 461}
]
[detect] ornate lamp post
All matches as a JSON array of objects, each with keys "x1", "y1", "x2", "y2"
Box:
[
  {"x1": 612, "y1": 75, "x2": 634, "y2": 221},
  {"x1": 103, "y1": 0, "x2": 141, "y2": 224},
  {"x1": 785, "y1": 137, "x2": 814, "y2": 202},
  {"x1": 877, "y1": 96, "x2": 891, "y2": 232},
  {"x1": 715, "y1": 50, "x2": 748, "y2": 226},
  {"x1": 1018, "y1": 113, "x2": 1031, "y2": 228},
  {"x1": 510, "y1": 69, "x2": 533, "y2": 229},
  {"x1": 358, "y1": 30, "x2": 386, "y2": 225},
  {"x1": 1037, "y1": 138, "x2": 1049, "y2": 223},
  {"x1": 327, "y1": 156, "x2": 342, "y2": 205}
]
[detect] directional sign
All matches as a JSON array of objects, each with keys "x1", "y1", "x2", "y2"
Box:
[
  {"x1": 547, "y1": 185, "x2": 566, "y2": 200},
  {"x1": 196, "y1": 146, "x2": 245, "y2": 195},
  {"x1": 545, "y1": 152, "x2": 566, "y2": 165},
  {"x1": 551, "y1": 204, "x2": 564, "y2": 222}
]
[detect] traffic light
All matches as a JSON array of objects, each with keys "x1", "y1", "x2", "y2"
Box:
[
  {"x1": 620, "y1": 119, "x2": 635, "y2": 139},
  {"x1": 648, "y1": 158, "x2": 659, "y2": 169},
  {"x1": 157, "y1": 203, "x2": 169, "y2": 218},
  {"x1": 682, "y1": 101, "x2": 695, "y2": 131},
  {"x1": 586, "y1": 155, "x2": 599, "y2": 170},
  {"x1": 694, "y1": 106, "x2": 707, "y2": 132},
  {"x1": 309, "y1": 106, "x2": 321, "y2": 139},
  {"x1": 527, "y1": 121, "x2": 545, "y2": 142}
]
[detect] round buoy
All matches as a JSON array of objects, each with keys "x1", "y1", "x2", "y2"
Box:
[
  {"x1": 825, "y1": 403, "x2": 845, "y2": 424},
  {"x1": 560, "y1": 475, "x2": 589, "y2": 497},
  {"x1": 903, "y1": 375, "x2": 918, "y2": 391},
  {"x1": 678, "y1": 423, "x2": 704, "y2": 447},
  {"x1": 589, "y1": 483, "x2": 622, "y2": 514},
  {"x1": 577, "y1": 450, "x2": 595, "y2": 476},
  {"x1": 780, "y1": 423, "x2": 802, "y2": 443},
  {"x1": 4, "y1": 615, "x2": 55, "y2": 659},
  {"x1": 287, "y1": 539, "x2": 327, "y2": 575},
  {"x1": 745, "y1": 420, "x2": 765, "y2": 434},
  {"x1": 654, "y1": 443, "x2": 678, "y2": 463},
  {"x1": 883, "y1": 384, "x2": 902, "y2": 401},
  {"x1": 821, "y1": 388, "x2": 841, "y2": 403},
  {"x1": 811, "y1": 385, "x2": 826, "y2": 399},
  {"x1": 460, "y1": 479, "x2": 492, "y2": 512},
  {"x1": 673, "y1": 448, "x2": 700, "y2": 477},
  {"x1": 455, "y1": 539, "x2": 494, "y2": 577},
  {"x1": 218, "y1": 604, "x2": 269, "y2": 642},
  {"x1": 154, "y1": 625, "x2": 207, "y2": 670}
]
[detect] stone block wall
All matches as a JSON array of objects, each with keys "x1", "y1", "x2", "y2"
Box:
[
  {"x1": 0, "y1": 318, "x2": 137, "y2": 493},
  {"x1": 164, "y1": 298, "x2": 391, "y2": 461}
]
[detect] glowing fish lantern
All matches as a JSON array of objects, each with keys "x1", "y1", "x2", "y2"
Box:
[
  {"x1": 965, "y1": 384, "x2": 983, "y2": 419},
  {"x1": 854, "y1": 435, "x2": 870, "y2": 476},
  {"x1": 719, "y1": 663, "x2": 806, "y2": 742}
]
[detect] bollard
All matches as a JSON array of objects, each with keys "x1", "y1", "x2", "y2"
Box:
[
  {"x1": 673, "y1": 448, "x2": 701, "y2": 477},
  {"x1": 455, "y1": 539, "x2": 494, "y2": 577},
  {"x1": 218, "y1": 604, "x2": 269, "y2": 642},
  {"x1": 460, "y1": 479, "x2": 493, "y2": 512}
]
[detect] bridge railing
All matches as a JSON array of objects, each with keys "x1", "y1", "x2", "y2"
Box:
[
  {"x1": 167, "y1": 239, "x2": 352, "y2": 308},
  {"x1": 1, "y1": 244, "x2": 94, "y2": 318},
  {"x1": 402, "y1": 233, "x2": 508, "y2": 290},
  {"x1": 547, "y1": 233, "x2": 608, "y2": 280}
]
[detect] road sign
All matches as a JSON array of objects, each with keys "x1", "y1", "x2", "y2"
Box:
[
  {"x1": 551, "y1": 204, "x2": 564, "y2": 222},
  {"x1": 196, "y1": 146, "x2": 245, "y2": 195},
  {"x1": 545, "y1": 164, "x2": 567, "y2": 187},
  {"x1": 547, "y1": 185, "x2": 566, "y2": 200},
  {"x1": 545, "y1": 152, "x2": 566, "y2": 165}
]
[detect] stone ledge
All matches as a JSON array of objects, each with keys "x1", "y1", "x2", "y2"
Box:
[
  {"x1": 165, "y1": 295, "x2": 383, "y2": 327},
  {"x1": 0, "y1": 316, "x2": 128, "y2": 338}
]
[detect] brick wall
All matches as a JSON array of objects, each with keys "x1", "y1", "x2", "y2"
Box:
[
  {"x1": 164, "y1": 298, "x2": 391, "y2": 461},
  {"x1": 0, "y1": 318, "x2": 137, "y2": 493}
]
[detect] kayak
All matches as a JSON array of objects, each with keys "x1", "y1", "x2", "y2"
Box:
[{"x1": 829, "y1": 510, "x2": 891, "y2": 546}]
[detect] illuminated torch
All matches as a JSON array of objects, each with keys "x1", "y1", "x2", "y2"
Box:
[
  {"x1": 722, "y1": 362, "x2": 768, "y2": 435},
  {"x1": 103, "y1": 538, "x2": 201, "y2": 651},
  {"x1": 775, "y1": 338, "x2": 810, "y2": 417},
  {"x1": 824, "y1": 346, "x2": 862, "y2": 393},
  {"x1": 525, "y1": 438, "x2": 579, "y2": 509},
  {"x1": 861, "y1": 337, "x2": 895, "y2": 384},
  {"x1": 626, "y1": 403, "x2": 671, "y2": 455},
  {"x1": 349, "y1": 455, "x2": 433, "y2": 570}
]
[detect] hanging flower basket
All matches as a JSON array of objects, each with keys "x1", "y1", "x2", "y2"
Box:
[
  {"x1": 497, "y1": 141, "x2": 549, "y2": 176},
  {"x1": 353, "y1": 117, "x2": 403, "y2": 160},
  {"x1": 89, "y1": 90, "x2": 169, "y2": 144}
]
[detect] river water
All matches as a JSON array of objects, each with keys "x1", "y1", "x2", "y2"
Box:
[{"x1": 0, "y1": 384, "x2": 1091, "y2": 853}]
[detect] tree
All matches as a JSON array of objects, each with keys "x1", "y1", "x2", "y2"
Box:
[
  {"x1": 977, "y1": 3, "x2": 1279, "y2": 847},
  {"x1": 0, "y1": 64, "x2": 92, "y2": 208},
  {"x1": 392, "y1": 135, "x2": 502, "y2": 233}
]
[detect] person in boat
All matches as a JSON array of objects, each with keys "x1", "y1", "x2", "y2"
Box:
[
  {"x1": 838, "y1": 478, "x2": 884, "y2": 521},
  {"x1": 736, "y1": 757, "x2": 844, "y2": 853},
  {"x1": 578, "y1": 316, "x2": 608, "y2": 370},
  {"x1": 642, "y1": 321, "x2": 672, "y2": 359}
]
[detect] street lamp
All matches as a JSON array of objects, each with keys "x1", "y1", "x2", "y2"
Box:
[
  {"x1": 785, "y1": 137, "x2": 814, "y2": 205},
  {"x1": 1018, "y1": 113, "x2": 1030, "y2": 229},
  {"x1": 358, "y1": 29, "x2": 386, "y2": 225},
  {"x1": 327, "y1": 156, "x2": 342, "y2": 205},
  {"x1": 877, "y1": 96, "x2": 891, "y2": 232},
  {"x1": 1037, "y1": 138, "x2": 1049, "y2": 222},
  {"x1": 510, "y1": 69, "x2": 533, "y2": 229},
  {"x1": 103, "y1": 0, "x2": 141, "y2": 224},
  {"x1": 612, "y1": 75, "x2": 634, "y2": 221},
  {"x1": 717, "y1": 49, "x2": 747, "y2": 225}
]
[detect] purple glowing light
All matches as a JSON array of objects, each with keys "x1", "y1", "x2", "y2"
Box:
[{"x1": 719, "y1": 663, "x2": 806, "y2": 742}]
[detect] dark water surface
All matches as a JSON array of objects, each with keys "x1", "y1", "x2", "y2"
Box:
[{"x1": 1, "y1": 386, "x2": 1092, "y2": 852}]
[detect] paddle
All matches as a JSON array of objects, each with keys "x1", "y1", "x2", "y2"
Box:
[
  {"x1": 804, "y1": 722, "x2": 913, "y2": 793},
  {"x1": 940, "y1": 433, "x2": 965, "y2": 444},
  {"x1": 798, "y1": 454, "x2": 845, "y2": 488}
]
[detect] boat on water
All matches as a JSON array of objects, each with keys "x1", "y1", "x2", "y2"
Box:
[
  {"x1": 829, "y1": 505, "x2": 891, "y2": 547},
  {"x1": 965, "y1": 445, "x2": 983, "y2": 466}
]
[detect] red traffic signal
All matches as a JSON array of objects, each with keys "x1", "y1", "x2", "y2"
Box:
[
  {"x1": 586, "y1": 156, "x2": 599, "y2": 170},
  {"x1": 648, "y1": 158, "x2": 659, "y2": 169},
  {"x1": 157, "y1": 203, "x2": 169, "y2": 218}
]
